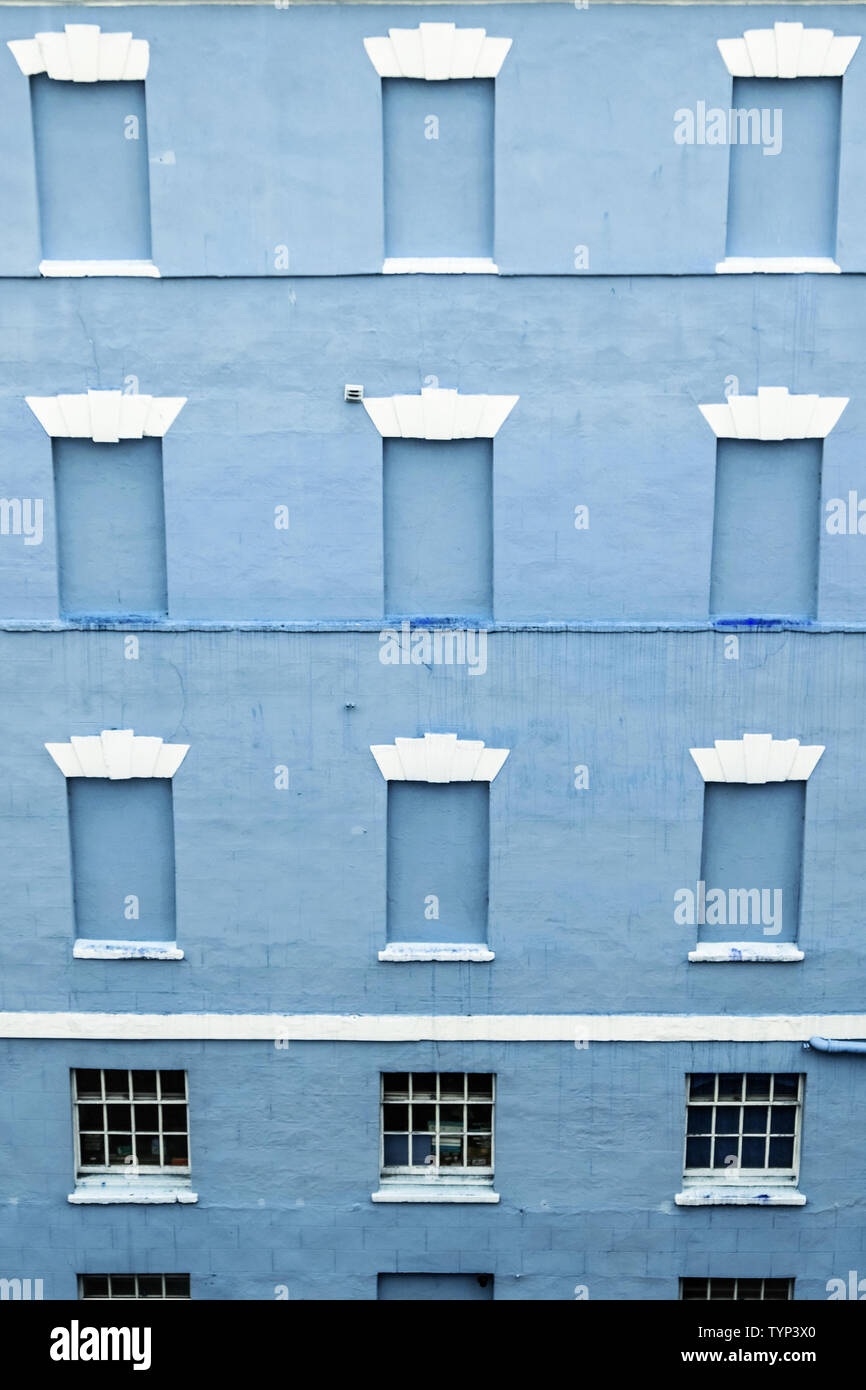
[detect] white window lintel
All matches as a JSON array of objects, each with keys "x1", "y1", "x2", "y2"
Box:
[
  {"x1": 699, "y1": 387, "x2": 847, "y2": 440},
  {"x1": 8, "y1": 25, "x2": 149, "y2": 82},
  {"x1": 45, "y1": 729, "x2": 190, "y2": 780},
  {"x1": 689, "y1": 734, "x2": 824, "y2": 784},
  {"x1": 26, "y1": 390, "x2": 185, "y2": 443},
  {"x1": 370, "y1": 732, "x2": 509, "y2": 783},
  {"x1": 717, "y1": 23, "x2": 860, "y2": 78},
  {"x1": 364, "y1": 386, "x2": 517, "y2": 440},
  {"x1": 364, "y1": 23, "x2": 511, "y2": 80}
]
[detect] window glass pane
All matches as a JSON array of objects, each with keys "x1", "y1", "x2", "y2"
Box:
[
  {"x1": 137, "y1": 1276, "x2": 163, "y2": 1298},
  {"x1": 106, "y1": 1104, "x2": 132, "y2": 1130},
  {"x1": 710, "y1": 1279, "x2": 736, "y2": 1300},
  {"x1": 712, "y1": 1139, "x2": 739, "y2": 1168},
  {"x1": 717, "y1": 1074, "x2": 743, "y2": 1101},
  {"x1": 75, "y1": 1069, "x2": 103, "y2": 1099},
  {"x1": 743, "y1": 1105, "x2": 769, "y2": 1134},
  {"x1": 773, "y1": 1075, "x2": 800, "y2": 1100},
  {"x1": 133, "y1": 1104, "x2": 159, "y2": 1131},
  {"x1": 163, "y1": 1135, "x2": 189, "y2": 1165},
  {"x1": 136, "y1": 1134, "x2": 162, "y2": 1165},
  {"x1": 686, "y1": 1106, "x2": 713, "y2": 1135},
  {"x1": 104, "y1": 1070, "x2": 130, "y2": 1098},
  {"x1": 737, "y1": 1280, "x2": 763, "y2": 1300},
  {"x1": 383, "y1": 1135, "x2": 409, "y2": 1165},
  {"x1": 468, "y1": 1076, "x2": 494, "y2": 1099},
  {"x1": 80, "y1": 1134, "x2": 106, "y2": 1166},
  {"x1": 439, "y1": 1074, "x2": 465, "y2": 1099},
  {"x1": 411, "y1": 1074, "x2": 436, "y2": 1099},
  {"x1": 439, "y1": 1104, "x2": 463, "y2": 1128},
  {"x1": 467, "y1": 1135, "x2": 491, "y2": 1166},
  {"x1": 771, "y1": 1106, "x2": 797, "y2": 1134},
  {"x1": 132, "y1": 1071, "x2": 158, "y2": 1099},
  {"x1": 161, "y1": 1105, "x2": 188, "y2": 1133},
  {"x1": 411, "y1": 1134, "x2": 435, "y2": 1165},
  {"x1": 437, "y1": 1135, "x2": 464, "y2": 1165},
  {"x1": 765, "y1": 1280, "x2": 792, "y2": 1300},
  {"x1": 81, "y1": 1275, "x2": 109, "y2": 1298},
  {"x1": 467, "y1": 1105, "x2": 492, "y2": 1131},
  {"x1": 746, "y1": 1074, "x2": 771, "y2": 1100},
  {"x1": 681, "y1": 1279, "x2": 707, "y2": 1300},
  {"x1": 715, "y1": 1106, "x2": 741, "y2": 1135},
  {"x1": 382, "y1": 1074, "x2": 409, "y2": 1100},
  {"x1": 110, "y1": 1276, "x2": 136, "y2": 1298},
  {"x1": 411, "y1": 1104, "x2": 435, "y2": 1132},
  {"x1": 768, "y1": 1137, "x2": 794, "y2": 1168},
  {"x1": 159, "y1": 1071, "x2": 186, "y2": 1099},
  {"x1": 685, "y1": 1137, "x2": 711, "y2": 1168},
  {"x1": 107, "y1": 1133, "x2": 134, "y2": 1165},
  {"x1": 78, "y1": 1104, "x2": 104, "y2": 1130},
  {"x1": 164, "y1": 1276, "x2": 190, "y2": 1298},
  {"x1": 689, "y1": 1074, "x2": 714, "y2": 1100},
  {"x1": 741, "y1": 1136, "x2": 766, "y2": 1168},
  {"x1": 383, "y1": 1104, "x2": 409, "y2": 1132}
]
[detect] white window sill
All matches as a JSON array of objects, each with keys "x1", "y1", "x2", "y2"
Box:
[
  {"x1": 73, "y1": 939, "x2": 184, "y2": 961},
  {"x1": 675, "y1": 1186, "x2": 805, "y2": 1207},
  {"x1": 688, "y1": 942, "x2": 804, "y2": 964},
  {"x1": 69, "y1": 1183, "x2": 197, "y2": 1205},
  {"x1": 715, "y1": 256, "x2": 840, "y2": 275},
  {"x1": 382, "y1": 257, "x2": 499, "y2": 275},
  {"x1": 39, "y1": 259, "x2": 161, "y2": 278},
  {"x1": 379, "y1": 942, "x2": 494, "y2": 963},
  {"x1": 372, "y1": 1186, "x2": 500, "y2": 1204}
]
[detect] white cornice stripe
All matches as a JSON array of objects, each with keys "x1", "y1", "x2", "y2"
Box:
[
  {"x1": 699, "y1": 387, "x2": 847, "y2": 441},
  {"x1": 8, "y1": 25, "x2": 149, "y2": 81},
  {"x1": 689, "y1": 734, "x2": 824, "y2": 784},
  {"x1": 45, "y1": 729, "x2": 189, "y2": 779},
  {"x1": 1, "y1": 1012, "x2": 864, "y2": 1042},
  {"x1": 370, "y1": 733, "x2": 510, "y2": 783},
  {"x1": 26, "y1": 391, "x2": 186, "y2": 442},
  {"x1": 717, "y1": 23, "x2": 860, "y2": 77},
  {"x1": 364, "y1": 23, "x2": 511, "y2": 79},
  {"x1": 363, "y1": 387, "x2": 518, "y2": 440}
]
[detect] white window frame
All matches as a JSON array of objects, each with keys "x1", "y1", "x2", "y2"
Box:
[
  {"x1": 69, "y1": 1068, "x2": 197, "y2": 1204},
  {"x1": 374, "y1": 1072, "x2": 499, "y2": 1203},
  {"x1": 680, "y1": 1073, "x2": 803, "y2": 1189},
  {"x1": 679, "y1": 1277, "x2": 794, "y2": 1301},
  {"x1": 78, "y1": 1273, "x2": 191, "y2": 1300}
]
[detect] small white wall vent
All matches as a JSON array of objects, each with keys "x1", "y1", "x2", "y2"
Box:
[
  {"x1": 8, "y1": 25, "x2": 150, "y2": 81},
  {"x1": 717, "y1": 23, "x2": 860, "y2": 78},
  {"x1": 698, "y1": 388, "x2": 848, "y2": 441},
  {"x1": 45, "y1": 729, "x2": 189, "y2": 779},
  {"x1": 363, "y1": 386, "x2": 518, "y2": 440},
  {"x1": 344, "y1": 385, "x2": 365, "y2": 403},
  {"x1": 370, "y1": 733, "x2": 510, "y2": 783},
  {"x1": 364, "y1": 23, "x2": 512, "y2": 80},
  {"x1": 689, "y1": 734, "x2": 824, "y2": 784},
  {"x1": 25, "y1": 391, "x2": 186, "y2": 442}
]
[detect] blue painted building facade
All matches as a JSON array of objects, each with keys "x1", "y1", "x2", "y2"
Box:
[{"x1": 1, "y1": 0, "x2": 865, "y2": 1300}]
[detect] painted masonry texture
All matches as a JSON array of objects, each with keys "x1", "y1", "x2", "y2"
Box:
[{"x1": 0, "y1": 1, "x2": 865, "y2": 1301}]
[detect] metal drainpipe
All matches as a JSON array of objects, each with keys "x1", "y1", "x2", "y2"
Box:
[{"x1": 804, "y1": 1036, "x2": 866, "y2": 1053}]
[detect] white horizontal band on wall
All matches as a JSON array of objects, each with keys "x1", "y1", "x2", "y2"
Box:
[
  {"x1": 689, "y1": 734, "x2": 824, "y2": 784},
  {"x1": 26, "y1": 391, "x2": 186, "y2": 443},
  {"x1": 370, "y1": 733, "x2": 510, "y2": 783},
  {"x1": 363, "y1": 387, "x2": 518, "y2": 441},
  {"x1": 364, "y1": 23, "x2": 512, "y2": 80},
  {"x1": 45, "y1": 729, "x2": 189, "y2": 780},
  {"x1": 698, "y1": 387, "x2": 848, "y2": 441},
  {"x1": 1, "y1": 1012, "x2": 864, "y2": 1042},
  {"x1": 717, "y1": 23, "x2": 860, "y2": 78},
  {"x1": 8, "y1": 25, "x2": 150, "y2": 82}
]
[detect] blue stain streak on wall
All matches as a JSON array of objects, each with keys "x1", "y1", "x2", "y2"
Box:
[
  {"x1": 383, "y1": 439, "x2": 493, "y2": 618},
  {"x1": 53, "y1": 438, "x2": 168, "y2": 618},
  {"x1": 698, "y1": 783, "x2": 805, "y2": 945},
  {"x1": 383, "y1": 79, "x2": 494, "y2": 259},
  {"x1": 67, "y1": 779, "x2": 176, "y2": 943},
  {"x1": 30, "y1": 76, "x2": 152, "y2": 262},
  {"x1": 710, "y1": 440, "x2": 821, "y2": 620},
  {"x1": 725, "y1": 78, "x2": 841, "y2": 259},
  {"x1": 387, "y1": 782, "x2": 489, "y2": 944}
]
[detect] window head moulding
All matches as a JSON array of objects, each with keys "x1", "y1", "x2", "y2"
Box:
[
  {"x1": 370, "y1": 733, "x2": 509, "y2": 783},
  {"x1": 25, "y1": 391, "x2": 186, "y2": 443},
  {"x1": 698, "y1": 388, "x2": 848, "y2": 441},
  {"x1": 363, "y1": 387, "x2": 518, "y2": 441},
  {"x1": 689, "y1": 734, "x2": 824, "y2": 785},
  {"x1": 45, "y1": 729, "x2": 189, "y2": 780},
  {"x1": 364, "y1": 23, "x2": 511, "y2": 80},
  {"x1": 8, "y1": 25, "x2": 150, "y2": 82},
  {"x1": 717, "y1": 24, "x2": 860, "y2": 79}
]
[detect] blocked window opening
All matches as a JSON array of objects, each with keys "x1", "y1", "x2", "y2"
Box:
[
  {"x1": 383, "y1": 78, "x2": 494, "y2": 260},
  {"x1": 377, "y1": 1274, "x2": 494, "y2": 1301},
  {"x1": 68, "y1": 779, "x2": 177, "y2": 943},
  {"x1": 53, "y1": 437, "x2": 168, "y2": 617},
  {"x1": 387, "y1": 782, "x2": 489, "y2": 944},
  {"x1": 724, "y1": 77, "x2": 841, "y2": 259},
  {"x1": 697, "y1": 782, "x2": 805, "y2": 945},
  {"x1": 709, "y1": 439, "x2": 821, "y2": 619},
  {"x1": 383, "y1": 438, "x2": 492, "y2": 618}
]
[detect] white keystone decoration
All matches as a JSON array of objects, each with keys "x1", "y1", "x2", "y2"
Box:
[
  {"x1": 8, "y1": 25, "x2": 150, "y2": 81},
  {"x1": 689, "y1": 735, "x2": 824, "y2": 784},
  {"x1": 370, "y1": 734, "x2": 510, "y2": 783},
  {"x1": 45, "y1": 730, "x2": 189, "y2": 779},
  {"x1": 698, "y1": 388, "x2": 848, "y2": 441},
  {"x1": 364, "y1": 23, "x2": 512, "y2": 79},
  {"x1": 717, "y1": 23, "x2": 860, "y2": 77},
  {"x1": 363, "y1": 387, "x2": 518, "y2": 440},
  {"x1": 25, "y1": 391, "x2": 186, "y2": 443}
]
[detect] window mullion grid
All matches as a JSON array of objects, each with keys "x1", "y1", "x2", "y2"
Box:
[{"x1": 157, "y1": 1070, "x2": 165, "y2": 1168}]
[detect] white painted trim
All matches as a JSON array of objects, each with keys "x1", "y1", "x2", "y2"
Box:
[
  {"x1": 73, "y1": 939, "x2": 184, "y2": 960},
  {"x1": 370, "y1": 733, "x2": 510, "y2": 782},
  {"x1": 689, "y1": 943, "x2": 804, "y2": 963},
  {"x1": 8, "y1": 25, "x2": 149, "y2": 80},
  {"x1": 715, "y1": 257, "x2": 841, "y2": 275},
  {"x1": 39, "y1": 260, "x2": 160, "y2": 278},
  {"x1": 689, "y1": 734, "x2": 824, "y2": 784},
  {"x1": 26, "y1": 391, "x2": 185, "y2": 442},
  {"x1": 68, "y1": 1189, "x2": 198, "y2": 1205},
  {"x1": 3, "y1": 1013, "x2": 866, "y2": 1043},
  {"x1": 379, "y1": 943, "x2": 494, "y2": 962},
  {"x1": 382, "y1": 258, "x2": 499, "y2": 274},
  {"x1": 699, "y1": 387, "x2": 848, "y2": 441},
  {"x1": 372, "y1": 1187, "x2": 500, "y2": 1203},
  {"x1": 675, "y1": 1187, "x2": 806, "y2": 1206},
  {"x1": 45, "y1": 729, "x2": 189, "y2": 779},
  {"x1": 364, "y1": 387, "x2": 517, "y2": 440},
  {"x1": 364, "y1": 23, "x2": 511, "y2": 79},
  {"x1": 717, "y1": 24, "x2": 859, "y2": 77}
]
